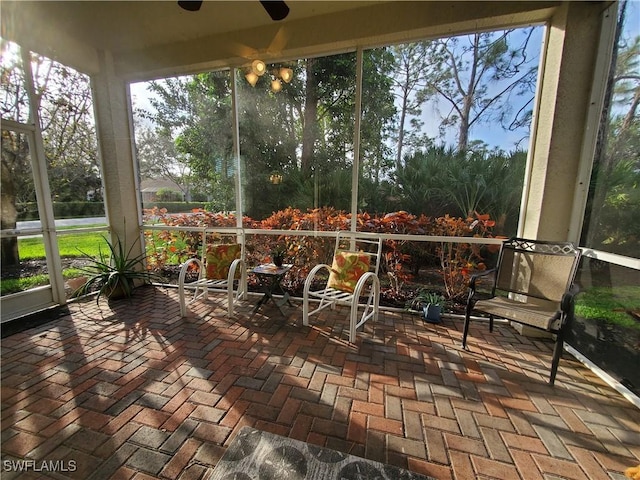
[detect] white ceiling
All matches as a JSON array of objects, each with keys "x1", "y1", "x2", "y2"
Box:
[
  {"x1": 2, "y1": 1, "x2": 561, "y2": 79},
  {"x1": 2, "y1": 1, "x2": 381, "y2": 53}
]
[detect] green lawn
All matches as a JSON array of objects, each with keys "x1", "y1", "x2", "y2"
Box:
[
  {"x1": 19, "y1": 231, "x2": 110, "y2": 260},
  {"x1": 1, "y1": 231, "x2": 179, "y2": 295},
  {"x1": 576, "y1": 285, "x2": 640, "y2": 330},
  {"x1": 0, "y1": 232, "x2": 109, "y2": 295}
]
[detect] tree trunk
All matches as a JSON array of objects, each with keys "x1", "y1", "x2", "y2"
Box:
[
  {"x1": 457, "y1": 104, "x2": 471, "y2": 152},
  {"x1": 396, "y1": 89, "x2": 408, "y2": 170},
  {"x1": 456, "y1": 34, "x2": 480, "y2": 152},
  {"x1": 300, "y1": 58, "x2": 318, "y2": 177},
  {"x1": 1, "y1": 132, "x2": 21, "y2": 274}
]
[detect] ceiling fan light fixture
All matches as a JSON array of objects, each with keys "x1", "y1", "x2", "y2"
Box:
[
  {"x1": 251, "y1": 59, "x2": 267, "y2": 76},
  {"x1": 279, "y1": 67, "x2": 293, "y2": 83},
  {"x1": 271, "y1": 78, "x2": 282, "y2": 93}
]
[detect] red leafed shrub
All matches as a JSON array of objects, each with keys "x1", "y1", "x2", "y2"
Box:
[
  {"x1": 142, "y1": 206, "x2": 496, "y2": 302},
  {"x1": 431, "y1": 212, "x2": 498, "y2": 300}
]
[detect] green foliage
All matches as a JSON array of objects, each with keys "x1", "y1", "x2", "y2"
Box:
[
  {"x1": 145, "y1": 207, "x2": 496, "y2": 300},
  {"x1": 392, "y1": 146, "x2": 525, "y2": 235},
  {"x1": 142, "y1": 202, "x2": 206, "y2": 214},
  {"x1": 392, "y1": 145, "x2": 457, "y2": 217},
  {"x1": 156, "y1": 188, "x2": 182, "y2": 202},
  {"x1": 76, "y1": 233, "x2": 164, "y2": 303},
  {"x1": 0, "y1": 267, "x2": 83, "y2": 295},
  {"x1": 17, "y1": 202, "x2": 105, "y2": 221},
  {"x1": 0, "y1": 275, "x2": 48, "y2": 295},
  {"x1": 576, "y1": 285, "x2": 640, "y2": 330},
  {"x1": 406, "y1": 290, "x2": 446, "y2": 311},
  {"x1": 582, "y1": 24, "x2": 640, "y2": 256}
]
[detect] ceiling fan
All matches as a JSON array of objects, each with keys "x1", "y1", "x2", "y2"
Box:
[{"x1": 178, "y1": 1, "x2": 290, "y2": 21}]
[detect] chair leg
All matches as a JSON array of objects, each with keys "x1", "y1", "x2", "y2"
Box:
[
  {"x1": 302, "y1": 294, "x2": 310, "y2": 326},
  {"x1": 489, "y1": 314, "x2": 494, "y2": 333},
  {"x1": 349, "y1": 303, "x2": 358, "y2": 343},
  {"x1": 179, "y1": 289, "x2": 187, "y2": 317},
  {"x1": 548, "y1": 332, "x2": 564, "y2": 386},
  {"x1": 462, "y1": 304, "x2": 472, "y2": 349},
  {"x1": 227, "y1": 286, "x2": 234, "y2": 318}
]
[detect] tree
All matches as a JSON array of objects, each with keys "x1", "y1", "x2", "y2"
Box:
[
  {"x1": 1, "y1": 130, "x2": 28, "y2": 271},
  {"x1": 358, "y1": 49, "x2": 396, "y2": 212},
  {"x1": 2, "y1": 42, "x2": 33, "y2": 271},
  {"x1": 389, "y1": 41, "x2": 432, "y2": 170},
  {"x1": 142, "y1": 73, "x2": 236, "y2": 211},
  {"x1": 583, "y1": 0, "x2": 640, "y2": 255},
  {"x1": 25, "y1": 56, "x2": 98, "y2": 202},
  {"x1": 425, "y1": 29, "x2": 538, "y2": 151},
  {"x1": 1, "y1": 41, "x2": 100, "y2": 273}
]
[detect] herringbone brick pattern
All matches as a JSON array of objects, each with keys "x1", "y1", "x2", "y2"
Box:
[{"x1": 1, "y1": 285, "x2": 638, "y2": 479}]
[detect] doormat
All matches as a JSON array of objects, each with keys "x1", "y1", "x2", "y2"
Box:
[{"x1": 206, "y1": 426, "x2": 435, "y2": 480}]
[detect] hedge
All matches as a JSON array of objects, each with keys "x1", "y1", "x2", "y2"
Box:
[
  {"x1": 17, "y1": 202, "x2": 105, "y2": 220},
  {"x1": 16, "y1": 202, "x2": 206, "y2": 220},
  {"x1": 142, "y1": 202, "x2": 207, "y2": 213}
]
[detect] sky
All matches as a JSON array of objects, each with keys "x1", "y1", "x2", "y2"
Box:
[{"x1": 130, "y1": 3, "x2": 639, "y2": 154}]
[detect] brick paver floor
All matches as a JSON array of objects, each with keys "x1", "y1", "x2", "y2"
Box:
[{"x1": 2, "y1": 285, "x2": 639, "y2": 479}]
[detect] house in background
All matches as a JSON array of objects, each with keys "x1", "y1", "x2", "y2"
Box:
[{"x1": 140, "y1": 178, "x2": 186, "y2": 203}]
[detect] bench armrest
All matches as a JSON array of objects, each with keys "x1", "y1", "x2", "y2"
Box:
[
  {"x1": 466, "y1": 268, "x2": 496, "y2": 308},
  {"x1": 561, "y1": 283, "x2": 580, "y2": 313},
  {"x1": 468, "y1": 268, "x2": 496, "y2": 292}
]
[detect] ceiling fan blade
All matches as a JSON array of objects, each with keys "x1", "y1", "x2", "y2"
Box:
[
  {"x1": 178, "y1": 1, "x2": 203, "y2": 12},
  {"x1": 260, "y1": 1, "x2": 289, "y2": 21},
  {"x1": 267, "y1": 26, "x2": 290, "y2": 54}
]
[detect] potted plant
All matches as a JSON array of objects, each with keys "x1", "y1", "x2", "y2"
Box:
[
  {"x1": 271, "y1": 244, "x2": 287, "y2": 267},
  {"x1": 75, "y1": 233, "x2": 162, "y2": 303},
  {"x1": 407, "y1": 290, "x2": 446, "y2": 323}
]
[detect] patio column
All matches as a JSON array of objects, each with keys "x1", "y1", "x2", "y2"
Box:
[
  {"x1": 520, "y1": 2, "x2": 609, "y2": 242},
  {"x1": 91, "y1": 49, "x2": 143, "y2": 257}
]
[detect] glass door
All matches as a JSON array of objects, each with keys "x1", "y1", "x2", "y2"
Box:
[
  {"x1": 0, "y1": 40, "x2": 105, "y2": 322},
  {"x1": 1, "y1": 125, "x2": 62, "y2": 320}
]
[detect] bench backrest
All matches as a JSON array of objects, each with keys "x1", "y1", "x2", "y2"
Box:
[{"x1": 495, "y1": 238, "x2": 581, "y2": 302}]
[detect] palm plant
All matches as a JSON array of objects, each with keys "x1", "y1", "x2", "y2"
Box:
[{"x1": 76, "y1": 233, "x2": 163, "y2": 303}]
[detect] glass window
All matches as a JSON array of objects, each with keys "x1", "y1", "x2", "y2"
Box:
[
  {"x1": 360, "y1": 28, "x2": 542, "y2": 237},
  {"x1": 237, "y1": 54, "x2": 357, "y2": 223},
  {"x1": 581, "y1": 2, "x2": 639, "y2": 258},
  {"x1": 573, "y1": 1, "x2": 640, "y2": 396},
  {"x1": 30, "y1": 53, "x2": 105, "y2": 221},
  {"x1": 1, "y1": 39, "x2": 30, "y2": 124},
  {"x1": 1, "y1": 129, "x2": 49, "y2": 295},
  {"x1": 2, "y1": 43, "x2": 106, "y2": 299},
  {"x1": 571, "y1": 259, "x2": 640, "y2": 395},
  {"x1": 57, "y1": 229, "x2": 110, "y2": 299},
  {"x1": 133, "y1": 72, "x2": 234, "y2": 214}
]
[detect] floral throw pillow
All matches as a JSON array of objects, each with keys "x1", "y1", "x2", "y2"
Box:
[
  {"x1": 327, "y1": 250, "x2": 371, "y2": 293},
  {"x1": 206, "y1": 243, "x2": 241, "y2": 280}
]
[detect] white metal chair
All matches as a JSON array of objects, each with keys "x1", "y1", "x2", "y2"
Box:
[
  {"x1": 303, "y1": 232, "x2": 383, "y2": 342},
  {"x1": 178, "y1": 228, "x2": 247, "y2": 318}
]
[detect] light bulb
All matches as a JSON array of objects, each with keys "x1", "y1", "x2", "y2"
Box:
[
  {"x1": 271, "y1": 78, "x2": 282, "y2": 92},
  {"x1": 251, "y1": 60, "x2": 266, "y2": 76},
  {"x1": 279, "y1": 67, "x2": 293, "y2": 83},
  {"x1": 245, "y1": 71, "x2": 259, "y2": 87}
]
